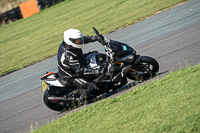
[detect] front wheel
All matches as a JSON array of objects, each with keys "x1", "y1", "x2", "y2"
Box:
[{"x1": 127, "y1": 56, "x2": 159, "y2": 81}]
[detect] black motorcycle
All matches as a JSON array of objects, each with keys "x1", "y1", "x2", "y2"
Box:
[{"x1": 39, "y1": 27, "x2": 159, "y2": 111}]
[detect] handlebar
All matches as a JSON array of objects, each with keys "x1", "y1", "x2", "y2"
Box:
[{"x1": 92, "y1": 27, "x2": 114, "y2": 62}]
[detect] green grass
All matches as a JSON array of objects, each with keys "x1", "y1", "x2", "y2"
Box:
[
  {"x1": 0, "y1": 0, "x2": 188, "y2": 77},
  {"x1": 31, "y1": 64, "x2": 200, "y2": 133}
]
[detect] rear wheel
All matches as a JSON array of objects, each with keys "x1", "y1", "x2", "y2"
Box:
[
  {"x1": 127, "y1": 56, "x2": 159, "y2": 81},
  {"x1": 43, "y1": 89, "x2": 65, "y2": 112}
]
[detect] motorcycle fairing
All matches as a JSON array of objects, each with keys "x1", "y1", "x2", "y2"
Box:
[
  {"x1": 45, "y1": 80, "x2": 64, "y2": 87},
  {"x1": 116, "y1": 54, "x2": 134, "y2": 64},
  {"x1": 40, "y1": 72, "x2": 56, "y2": 80},
  {"x1": 109, "y1": 40, "x2": 136, "y2": 56},
  {"x1": 112, "y1": 65, "x2": 132, "y2": 83},
  {"x1": 47, "y1": 85, "x2": 70, "y2": 95},
  {"x1": 40, "y1": 72, "x2": 64, "y2": 87}
]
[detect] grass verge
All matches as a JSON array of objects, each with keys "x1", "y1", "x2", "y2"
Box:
[
  {"x1": 31, "y1": 64, "x2": 200, "y2": 133},
  {"x1": 0, "y1": 0, "x2": 189, "y2": 77}
]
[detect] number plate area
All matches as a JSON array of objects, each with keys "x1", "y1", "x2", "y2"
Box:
[{"x1": 42, "y1": 81, "x2": 47, "y2": 92}]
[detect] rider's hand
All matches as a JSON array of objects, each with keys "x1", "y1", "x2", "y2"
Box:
[{"x1": 96, "y1": 35, "x2": 105, "y2": 45}]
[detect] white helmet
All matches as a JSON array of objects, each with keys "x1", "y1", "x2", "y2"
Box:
[{"x1": 64, "y1": 29, "x2": 84, "y2": 49}]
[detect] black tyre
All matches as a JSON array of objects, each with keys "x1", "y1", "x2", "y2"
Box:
[
  {"x1": 43, "y1": 89, "x2": 65, "y2": 112},
  {"x1": 127, "y1": 56, "x2": 159, "y2": 81}
]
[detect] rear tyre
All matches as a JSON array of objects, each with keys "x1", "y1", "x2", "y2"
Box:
[
  {"x1": 127, "y1": 56, "x2": 159, "y2": 81},
  {"x1": 43, "y1": 89, "x2": 65, "y2": 112}
]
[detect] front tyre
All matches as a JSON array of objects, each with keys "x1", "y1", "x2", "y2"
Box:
[
  {"x1": 127, "y1": 56, "x2": 159, "y2": 81},
  {"x1": 43, "y1": 89, "x2": 65, "y2": 112}
]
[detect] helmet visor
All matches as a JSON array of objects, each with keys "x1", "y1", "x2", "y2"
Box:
[{"x1": 69, "y1": 38, "x2": 84, "y2": 45}]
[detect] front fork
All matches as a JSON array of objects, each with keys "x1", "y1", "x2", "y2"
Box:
[
  {"x1": 108, "y1": 54, "x2": 141, "y2": 73},
  {"x1": 132, "y1": 55, "x2": 141, "y2": 65}
]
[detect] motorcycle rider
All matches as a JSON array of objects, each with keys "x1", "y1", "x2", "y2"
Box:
[{"x1": 57, "y1": 29, "x2": 106, "y2": 104}]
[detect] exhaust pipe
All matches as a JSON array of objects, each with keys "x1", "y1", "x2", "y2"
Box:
[{"x1": 48, "y1": 96, "x2": 77, "y2": 102}]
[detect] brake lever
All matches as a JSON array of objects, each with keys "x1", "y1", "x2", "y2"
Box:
[{"x1": 93, "y1": 27, "x2": 99, "y2": 35}]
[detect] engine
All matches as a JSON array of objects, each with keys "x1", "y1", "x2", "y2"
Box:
[{"x1": 86, "y1": 52, "x2": 106, "y2": 69}]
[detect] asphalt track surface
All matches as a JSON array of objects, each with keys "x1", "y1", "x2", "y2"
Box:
[{"x1": 1, "y1": 0, "x2": 200, "y2": 132}]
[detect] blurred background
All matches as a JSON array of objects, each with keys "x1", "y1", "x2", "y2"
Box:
[{"x1": 0, "y1": 0, "x2": 65, "y2": 25}]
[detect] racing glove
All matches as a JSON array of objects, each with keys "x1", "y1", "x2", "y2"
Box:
[{"x1": 96, "y1": 35, "x2": 105, "y2": 45}]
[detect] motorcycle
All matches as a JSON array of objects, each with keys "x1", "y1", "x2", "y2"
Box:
[{"x1": 39, "y1": 27, "x2": 159, "y2": 111}]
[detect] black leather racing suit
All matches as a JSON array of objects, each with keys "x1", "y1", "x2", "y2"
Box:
[{"x1": 57, "y1": 36, "x2": 101, "y2": 99}]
